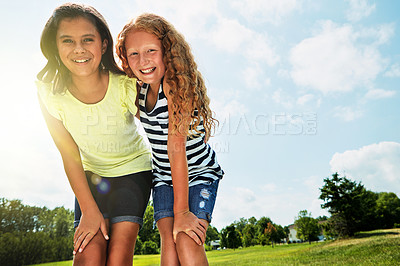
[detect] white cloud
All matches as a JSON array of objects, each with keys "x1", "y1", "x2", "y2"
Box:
[
  {"x1": 212, "y1": 184, "x2": 280, "y2": 228},
  {"x1": 297, "y1": 94, "x2": 315, "y2": 105},
  {"x1": 242, "y1": 64, "x2": 271, "y2": 90},
  {"x1": 262, "y1": 183, "x2": 277, "y2": 192},
  {"x1": 384, "y1": 63, "x2": 400, "y2": 77},
  {"x1": 277, "y1": 69, "x2": 291, "y2": 79},
  {"x1": 209, "y1": 17, "x2": 279, "y2": 67},
  {"x1": 242, "y1": 64, "x2": 263, "y2": 89},
  {"x1": 212, "y1": 175, "x2": 329, "y2": 229},
  {"x1": 358, "y1": 24, "x2": 395, "y2": 46},
  {"x1": 330, "y1": 142, "x2": 400, "y2": 194},
  {"x1": 232, "y1": 0, "x2": 302, "y2": 25},
  {"x1": 270, "y1": 90, "x2": 322, "y2": 111},
  {"x1": 119, "y1": 0, "x2": 218, "y2": 40},
  {"x1": 333, "y1": 106, "x2": 363, "y2": 121},
  {"x1": 125, "y1": 0, "x2": 281, "y2": 90},
  {"x1": 236, "y1": 187, "x2": 257, "y2": 202},
  {"x1": 244, "y1": 34, "x2": 280, "y2": 67},
  {"x1": 272, "y1": 88, "x2": 294, "y2": 109},
  {"x1": 365, "y1": 89, "x2": 396, "y2": 99},
  {"x1": 211, "y1": 98, "x2": 248, "y2": 124},
  {"x1": 290, "y1": 21, "x2": 386, "y2": 94},
  {"x1": 346, "y1": 0, "x2": 376, "y2": 22},
  {"x1": 209, "y1": 17, "x2": 252, "y2": 53}
]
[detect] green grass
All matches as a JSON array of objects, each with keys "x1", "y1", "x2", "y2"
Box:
[{"x1": 32, "y1": 228, "x2": 400, "y2": 265}]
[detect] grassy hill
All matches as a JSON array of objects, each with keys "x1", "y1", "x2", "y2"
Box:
[{"x1": 33, "y1": 228, "x2": 400, "y2": 265}]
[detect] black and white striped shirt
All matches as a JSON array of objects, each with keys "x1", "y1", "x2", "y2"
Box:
[{"x1": 138, "y1": 83, "x2": 224, "y2": 187}]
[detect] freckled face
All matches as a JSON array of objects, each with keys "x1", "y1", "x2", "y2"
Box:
[
  {"x1": 56, "y1": 17, "x2": 107, "y2": 78},
  {"x1": 125, "y1": 30, "x2": 166, "y2": 90}
]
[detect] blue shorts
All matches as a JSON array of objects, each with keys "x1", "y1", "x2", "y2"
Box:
[
  {"x1": 153, "y1": 179, "x2": 220, "y2": 223},
  {"x1": 74, "y1": 170, "x2": 153, "y2": 228}
]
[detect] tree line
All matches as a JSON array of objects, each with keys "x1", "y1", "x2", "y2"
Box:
[
  {"x1": 217, "y1": 216, "x2": 289, "y2": 249},
  {"x1": 209, "y1": 172, "x2": 400, "y2": 248},
  {"x1": 319, "y1": 172, "x2": 400, "y2": 237},
  {"x1": 0, "y1": 197, "x2": 290, "y2": 264},
  {"x1": 1, "y1": 172, "x2": 399, "y2": 264},
  {"x1": 0, "y1": 198, "x2": 74, "y2": 265},
  {"x1": 292, "y1": 173, "x2": 400, "y2": 244}
]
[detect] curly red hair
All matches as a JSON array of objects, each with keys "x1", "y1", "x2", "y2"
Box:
[{"x1": 116, "y1": 13, "x2": 217, "y2": 140}]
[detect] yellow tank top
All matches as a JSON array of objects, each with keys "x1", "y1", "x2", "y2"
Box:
[{"x1": 37, "y1": 72, "x2": 152, "y2": 177}]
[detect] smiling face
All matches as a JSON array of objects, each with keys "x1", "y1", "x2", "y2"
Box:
[
  {"x1": 125, "y1": 30, "x2": 166, "y2": 90},
  {"x1": 56, "y1": 16, "x2": 107, "y2": 79}
]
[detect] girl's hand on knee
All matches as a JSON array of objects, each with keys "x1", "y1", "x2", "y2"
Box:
[
  {"x1": 73, "y1": 208, "x2": 109, "y2": 254},
  {"x1": 173, "y1": 210, "x2": 207, "y2": 245}
]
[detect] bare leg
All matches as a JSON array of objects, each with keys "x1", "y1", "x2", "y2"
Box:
[
  {"x1": 107, "y1": 221, "x2": 140, "y2": 266},
  {"x1": 157, "y1": 217, "x2": 180, "y2": 266},
  {"x1": 73, "y1": 230, "x2": 107, "y2": 266},
  {"x1": 175, "y1": 219, "x2": 209, "y2": 266}
]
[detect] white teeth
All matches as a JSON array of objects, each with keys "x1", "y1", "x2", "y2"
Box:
[
  {"x1": 141, "y1": 67, "x2": 155, "y2": 74},
  {"x1": 74, "y1": 59, "x2": 89, "y2": 63}
]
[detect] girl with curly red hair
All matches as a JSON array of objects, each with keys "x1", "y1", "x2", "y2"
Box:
[{"x1": 117, "y1": 13, "x2": 224, "y2": 265}]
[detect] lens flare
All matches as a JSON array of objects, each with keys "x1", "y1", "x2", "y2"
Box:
[
  {"x1": 97, "y1": 179, "x2": 111, "y2": 194},
  {"x1": 90, "y1": 173, "x2": 102, "y2": 185}
]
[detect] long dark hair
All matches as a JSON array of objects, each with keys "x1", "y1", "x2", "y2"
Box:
[{"x1": 37, "y1": 3, "x2": 123, "y2": 93}]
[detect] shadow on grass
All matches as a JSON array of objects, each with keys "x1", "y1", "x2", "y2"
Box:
[{"x1": 355, "y1": 230, "x2": 399, "y2": 239}]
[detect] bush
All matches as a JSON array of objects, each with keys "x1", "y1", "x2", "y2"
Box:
[
  {"x1": 142, "y1": 240, "x2": 159, "y2": 254},
  {"x1": 135, "y1": 236, "x2": 143, "y2": 255},
  {"x1": 0, "y1": 198, "x2": 74, "y2": 265},
  {"x1": 205, "y1": 244, "x2": 213, "y2": 251}
]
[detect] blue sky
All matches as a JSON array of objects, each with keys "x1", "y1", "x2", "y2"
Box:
[{"x1": 0, "y1": 0, "x2": 399, "y2": 230}]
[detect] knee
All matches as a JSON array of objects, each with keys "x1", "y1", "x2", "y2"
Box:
[
  {"x1": 175, "y1": 232, "x2": 208, "y2": 266},
  {"x1": 176, "y1": 231, "x2": 200, "y2": 250},
  {"x1": 73, "y1": 233, "x2": 107, "y2": 265},
  {"x1": 176, "y1": 231, "x2": 190, "y2": 243}
]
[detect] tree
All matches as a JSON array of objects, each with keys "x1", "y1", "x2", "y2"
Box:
[
  {"x1": 242, "y1": 223, "x2": 257, "y2": 247},
  {"x1": 206, "y1": 225, "x2": 219, "y2": 245},
  {"x1": 294, "y1": 210, "x2": 320, "y2": 244},
  {"x1": 256, "y1": 217, "x2": 273, "y2": 233},
  {"x1": 358, "y1": 190, "x2": 378, "y2": 231},
  {"x1": 0, "y1": 198, "x2": 74, "y2": 265},
  {"x1": 275, "y1": 224, "x2": 289, "y2": 244},
  {"x1": 53, "y1": 207, "x2": 74, "y2": 237},
  {"x1": 255, "y1": 217, "x2": 273, "y2": 246},
  {"x1": 264, "y1": 222, "x2": 278, "y2": 247},
  {"x1": 233, "y1": 217, "x2": 248, "y2": 234},
  {"x1": 135, "y1": 203, "x2": 160, "y2": 255},
  {"x1": 316, "y1": 215, "x2": 329, "y2": 221},
  {"x1": 220, "y1": 224, "x2": 241, "y2": 249},
  {"x1": 375, "y1": 192, "x2": 400, "y2": 229},
  {"x1": 142, "y1": 240, "x2": 158, "y2": 254},
  {"x1": 319, "y1": 173, "x2": 371, "y2": 236}
]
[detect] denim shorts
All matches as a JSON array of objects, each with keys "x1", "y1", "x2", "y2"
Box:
[
  {"x1": 153, "y1": 179, "x2": 220, "y2": 223},
  {"x1": 74, "y1": 170, "x2": 153, "y2": 228}
]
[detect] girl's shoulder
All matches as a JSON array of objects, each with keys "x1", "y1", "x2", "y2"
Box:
[
  {"x1": 36, "y1": 79, "x2": 62, "y2": 102},
  {"x1": 109, "y1": 72, "x2": 138, "y2": 115},
  {"x1": 109, "y1": 71, "x2": 137, "y2": 91},
  {"x1": 36, "y1": 79, "x2": 53, "y2": 94},
  {"x1": 36, "y1": 79, "x2": 64, "y2": 120}
]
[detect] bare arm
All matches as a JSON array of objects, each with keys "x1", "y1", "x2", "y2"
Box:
[
  {"x1": 38, "y1": 96, "x2": 108, "y2": 253},
  {"x1": 135, "y1": 81, "x2": 141, "y2": 119},
  {"x1": 165, "y1": 86, "x2": 207, "y2": 245}
]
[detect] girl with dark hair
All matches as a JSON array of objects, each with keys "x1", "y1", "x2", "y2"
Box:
[
  {"x1": 117, "y1": 13, "x2": 224, "y2": 265},
  {"x1": 37, "y1": 4, "x2": 152, "y2": 265}
]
